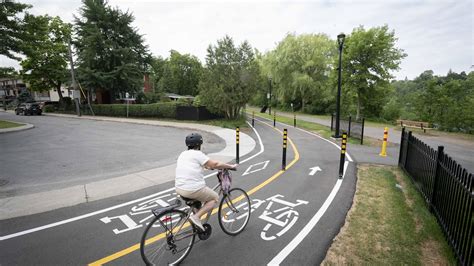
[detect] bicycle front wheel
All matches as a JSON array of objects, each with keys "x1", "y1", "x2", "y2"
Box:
[
  {"x1": 140, "y1": 209, "x2": 195, "y2": 265},
  {"x1": 218, "y1": 188, "x2": 251, "y2": 235}
]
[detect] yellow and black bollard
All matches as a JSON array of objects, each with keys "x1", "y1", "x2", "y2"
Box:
[
  {"x1": 379, "y1": 127, "x2": 388, "y2": 157},
  {"x1": 293, "y1": 112, "x2": 296, "y2": 128},
  {"x1": 282, "y1": 128, "x2": 288, "y2": 170},
  {"x1": 339, "y1": 132, "x2": 347, "y2": 178},
  {"x1": 236, "y1": 127, "x2": 240, "y2": 163},
  {"x1": 273, "y1": 111, "x2": 276, "y2": 127},
  {"x1": 252, "y1": 111, "x2": 255, "y2": 127}
]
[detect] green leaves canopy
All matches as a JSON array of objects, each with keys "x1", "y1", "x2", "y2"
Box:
[
  {"x1": 20, "y1": 15, "x2": 71, "y2": 98},
  {"x1": 199, "y1": 36, "x2": 260, "y2": 119},
  {"x1": 0, "y1": 1, "x2": 31, "y2": 60},
  {"x1": 157, "y1": 50, "x2": 202, "y2": 96},
  {"x1": 74, "y1": 0, "x2": 150, "y2": 101},
  {"x1": 341, "y1": 25, "x2": 406, "y2": 119}
]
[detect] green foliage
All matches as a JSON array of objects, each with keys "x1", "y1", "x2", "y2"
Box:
[
  {"x1": 261, "y1": 33, "x2": 335, "y2": 113},
  {"x1": 199, "y1": 36, "x2": 260, "y2": 119},
  {"x1": 136, "y1": 91, "x2": 162, "y2": 104},
  {"x1": 74, "y1": 0, "x2": 151, "y2": 101},
  {"x1": 20, "y1": 15, "x2": 71, "y2": 98},
  {"x1": 85, "y1": 102, "x2": 178, "y2": 118},
  {"x1": 43, "y1": 105, "x2": 56, "y2": 112},
  {"x1": 382, "y1": 98, "x2": 401, "y2": 121},
  {"x1": 340, "y1": 25, "x2": 406, "y2": 119},
  {"x1": 157, "y1": 50, "x2": 203, "y2": 96},
  {"x1": 17, "y1": 91, "x2": 32, "y2": 103},
  {"x1": 0, "y1": 1, "x2": 31, "y2": 60},
  {"x1": 0, "y1": 67, "x2": 18, "y2": 78}
]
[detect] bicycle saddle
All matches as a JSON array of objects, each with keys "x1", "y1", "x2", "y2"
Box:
[
  {"x1": 180, "y1": 196, "x2": 202, "y2": 209},
  {"x1": 151, "y1": 199, "x2": 181, "y2": 217}
]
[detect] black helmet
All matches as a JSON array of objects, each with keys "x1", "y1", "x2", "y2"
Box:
[{"x1": 185, "y1": 133, "x2": 203, "y2": 147}]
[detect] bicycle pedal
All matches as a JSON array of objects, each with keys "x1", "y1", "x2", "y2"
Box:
[{"x1": 198, "y1": 223, "x2": 212, "y2": 240}]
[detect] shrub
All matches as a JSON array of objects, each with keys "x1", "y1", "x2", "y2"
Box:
[{"x1": 43, "y1": 105, "x2": 56, "y2": 112}]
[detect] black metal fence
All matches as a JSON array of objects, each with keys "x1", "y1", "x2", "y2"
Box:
[
  {"x1": 176, "y1": 106, "x2": 222, "y2": 120},
  {"x1": 330, "y1": 114, "x2": 365, "y2": 144},
  {"x1": 399, "y1": 128, "x2": 473, "y2": 265}
]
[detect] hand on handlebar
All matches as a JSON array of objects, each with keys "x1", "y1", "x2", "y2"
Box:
[{"x1": 229, "y1": 164, "x2": 238, "y2": 171}]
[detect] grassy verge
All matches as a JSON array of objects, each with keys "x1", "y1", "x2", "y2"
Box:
[
  {"x1": 0, "y1": 120, "x2": 24, "y2": 129},
  {"x1": 323, "y1": 164, "x2": 456, "y2": 265},
  {"x1": 249, "y1": 111, "x2": 383, "y2": 146}
]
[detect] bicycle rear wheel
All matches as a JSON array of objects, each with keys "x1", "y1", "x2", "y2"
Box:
[
  {"x1": 218, "y1": 188, "x2": 251, "y2": 235},
  {"x1": 140, "y1": 209, "x2": 195, "y2": 265}
]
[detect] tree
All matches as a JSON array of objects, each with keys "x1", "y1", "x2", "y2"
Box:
[
  {"x1": 149, "y1": 56, "x2": 166, "y2": 92},
  {"x1": 158, "y1": 50, "x2": 202, "y2": 96},
  {"x1": 341, "y1": 25, "x2": 406, "y2": 119},
  {"x1": 74, "y1": 0, "x2": 150, "y2": 103},
  {"x1": 20, "y1": 15, "x2": 71, "y2": 101},
  {"x1": 199, "y1": 36, "x2": 260, "y2": 119},
  {"x1": 0, "y1": 1, "x2": 31, "y2": 60},
  {"x1": 261, "y1": 33, "x2": 335, "y2": 113}
]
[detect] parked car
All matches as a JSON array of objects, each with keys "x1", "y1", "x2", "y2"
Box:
[{"x1": 15, "y1": 102, "x2": 42, "y2": 115}]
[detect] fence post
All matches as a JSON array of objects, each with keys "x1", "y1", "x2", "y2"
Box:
[
  {"x1": 348, "y1": 116, "x2": 352, "y2": 137},
  {"x1": 398, "y1": 127, "x2": 405, "y2": 165},
  {"x1": 236, "y1": 127, "x2": 240, "y2": 163},
  {"x1": 282, "y1": 129, "x2": 287, "y2": 170},
  {"x1": 404, "y1": 131, "x2": 412, "y2": 168},
  {"x1": 360, "y1": 118, "x2": 365, "y2": 145},
  {"x1": 430, "y1": 146, "x2": 444, "y2": 212},
  {"x1": 339, "y1": 132, "x2": 347, "y2": 178}
]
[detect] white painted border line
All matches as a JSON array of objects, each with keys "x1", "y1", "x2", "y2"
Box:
[
  {"x1": 0, "y1": 122, "x2": 264, "y2": 241},
  {"x1": 268, "y1": 161, "x2": 349, "y2": 265}
]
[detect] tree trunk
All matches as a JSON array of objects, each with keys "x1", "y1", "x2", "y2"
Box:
[
  {"x1": 356, "y1": 88, "x2": 361, "y2": 121},
  {"x1": 57, "y1": 82, "x2": 63, "y2": 102}
]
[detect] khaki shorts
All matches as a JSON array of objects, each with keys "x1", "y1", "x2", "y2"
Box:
[{"x1": 176, "y1": 186, "x2": 219, "y2": 202}]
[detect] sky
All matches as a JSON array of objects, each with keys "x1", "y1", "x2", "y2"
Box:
[{"x1": 1, "y1": 0, "x2": 473, "y2": 80}]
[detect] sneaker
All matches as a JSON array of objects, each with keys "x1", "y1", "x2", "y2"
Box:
[{"x1": 189, "y1": 214, "x2": 205, "y2": 232}]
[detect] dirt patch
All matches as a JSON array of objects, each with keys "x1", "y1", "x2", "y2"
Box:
[{"x1": 421, "y1": 239, "x2": 449, "y2": 266}]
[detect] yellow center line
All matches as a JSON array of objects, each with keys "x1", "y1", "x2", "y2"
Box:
[{"x1": 88, "y1": 121, "x2": 300, "y2": 266}]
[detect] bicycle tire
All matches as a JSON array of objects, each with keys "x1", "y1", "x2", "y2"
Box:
[
  {"x1": 140, "y1": 209, "x2": 196, "y2": 265},
  {"x1": 218, "y1": 188, "x2": 251, "y2": 236}
]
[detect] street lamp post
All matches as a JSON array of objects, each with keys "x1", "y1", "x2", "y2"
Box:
[
  {"x1": 334, "y1": 33, "x2": 345, "y2": 138},
  {"x1": 268, "y1": 77, "x2": 272, "y2": 115}
]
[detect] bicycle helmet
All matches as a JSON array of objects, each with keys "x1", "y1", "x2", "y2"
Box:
[{"x1": 185, "y1": 133, "x2": 203, "y2": 148}]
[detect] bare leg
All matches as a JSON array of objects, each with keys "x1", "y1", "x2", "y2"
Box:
[{"x1": 194, "y1": 199, "x2": 217, "y2": 219}]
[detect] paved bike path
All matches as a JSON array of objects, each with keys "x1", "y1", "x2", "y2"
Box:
[{"x1": 0, "y1": 117, "x2": 355, "y2": 265}]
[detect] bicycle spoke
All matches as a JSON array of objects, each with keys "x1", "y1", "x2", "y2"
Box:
[{"x1": 218, "y1": 188, "x2": 251, "y2": 235}]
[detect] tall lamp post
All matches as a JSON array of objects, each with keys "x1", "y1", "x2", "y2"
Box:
[
  {"x1": 268, "y1": 76, "x2": 272, "y2": 115},
  {"x1": 334, "y1": 33, "x2": 345, "y2": 138}
]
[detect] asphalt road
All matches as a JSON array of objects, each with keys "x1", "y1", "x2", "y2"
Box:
[
  {"x1": 0, "y1": 112, "x2": 224, "y2": 197},
  {"x1": 0, "y1": 116, "x2": 355, "y2": 265}
]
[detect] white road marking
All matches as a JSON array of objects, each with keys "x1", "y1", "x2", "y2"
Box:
[
  {"x1": 268, "y1": 161, "x2": 349, "y2": 265},
  {"x1": 242, "y1": 160, "x2": 270, "y2": 176},
  {"x1": 308, "y1": 166, "x2": 322, "y2": 176},
  {"x1": 0, "y1": 121, "x2": 264, "y2": 241}
]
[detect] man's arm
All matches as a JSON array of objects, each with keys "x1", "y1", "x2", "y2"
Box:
[{"x1": 204, "y1": 159, "x2": 237, "y2": 170}]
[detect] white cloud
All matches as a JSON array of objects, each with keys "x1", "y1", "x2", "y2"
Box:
[{"x1": 1, "y1": 0, "x2": 472, "y2": 79}]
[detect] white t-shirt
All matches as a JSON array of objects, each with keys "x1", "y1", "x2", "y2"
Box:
[{"x1": 175, "y1": 150, "x2": 210, "y2": 191}]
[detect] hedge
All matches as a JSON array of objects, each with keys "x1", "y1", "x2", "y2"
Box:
[{"x1": 83, "y1": 103, "x2": 179, "y2": 118}]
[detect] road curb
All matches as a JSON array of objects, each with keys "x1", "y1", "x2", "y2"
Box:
[
  {"x1": 0, "y1": 120, "x2": 34, "y2": 134},
  {"x1": 0, "y1": 113, "x2": 256, "y2": 220}
]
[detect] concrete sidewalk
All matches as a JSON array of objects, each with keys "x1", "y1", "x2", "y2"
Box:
[{"x1": 0, "y1": 113, "x2": 257, "y2": 220}]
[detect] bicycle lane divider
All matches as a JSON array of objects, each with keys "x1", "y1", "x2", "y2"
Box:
[
  {"x1": 87, "y1": 119, "x2": 300, "y2": 266},
  {"x1": 252, "y1": 115, "x2": 354, "y2": 265},
  {"x1": 0, "y1": 121, "x2": 263, "y2": 242}
]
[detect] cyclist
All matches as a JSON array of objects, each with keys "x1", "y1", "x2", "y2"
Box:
[{"x1": 175, "y1": 132, "x2": 237, "y2": 231}]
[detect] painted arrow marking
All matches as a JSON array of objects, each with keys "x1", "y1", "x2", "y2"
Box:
[
  {"x1": 309, "y1": 166, "x2": 322, "y2": 176},
  {"x1": 243, "y1": 160, "x2": 270, "y2": 176}
]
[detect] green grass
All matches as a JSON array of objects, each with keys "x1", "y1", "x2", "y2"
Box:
[
  {"x1": 0, "y1": 120, "x2": 24, "y2": 129},
  {"x1": 250, "y1": 111, "x2": 367, "y2": 145},
  {"x1": 323, "y1": 165, "x2": 456, "y2": 265}
]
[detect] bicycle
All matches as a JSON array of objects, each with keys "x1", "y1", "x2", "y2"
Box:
[{"x1": 140, "y1": 168, "x2": 251, "y2": 265}]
